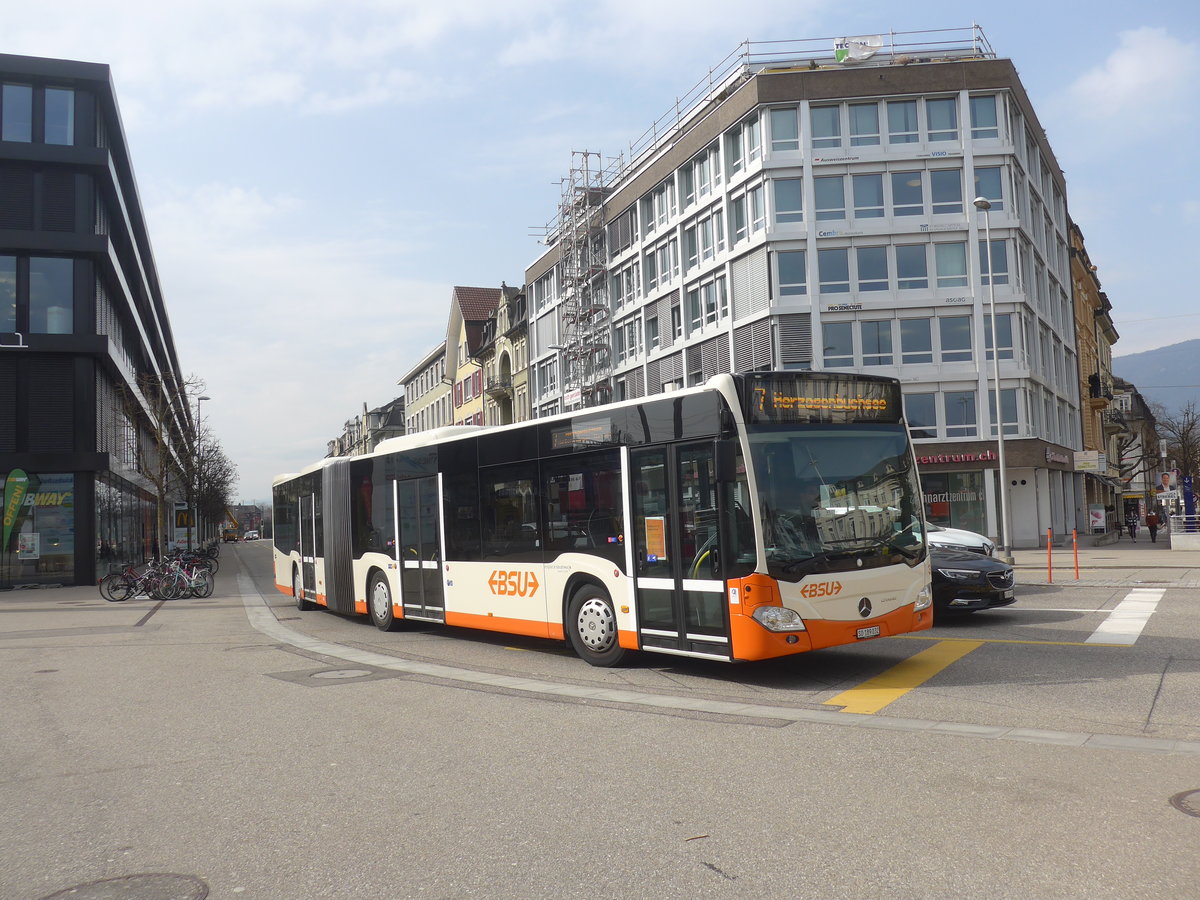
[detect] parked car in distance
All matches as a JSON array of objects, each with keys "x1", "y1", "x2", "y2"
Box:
[
  {"x1": 243, "y1": 530, "x2": 259, "y2": 541},
  {"x1": 930, "y1": 548, "x2": 1015, "y2": 615},
  {"x1": 925, "y1": 522, "x2": 995, "y2": 556}
]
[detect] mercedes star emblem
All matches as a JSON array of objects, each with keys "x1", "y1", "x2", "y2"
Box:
[{"x1": 858, "y1": 598, "x2": 872, "y2": 618}]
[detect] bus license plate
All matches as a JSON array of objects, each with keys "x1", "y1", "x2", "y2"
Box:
[{"x1": 856, "y1": 625, "x2": 881, "y2": 640}]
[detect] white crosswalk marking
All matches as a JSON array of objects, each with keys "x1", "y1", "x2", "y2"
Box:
[{"x1": 1085, "y1": 588, "x2": 1165, "y2": 645}]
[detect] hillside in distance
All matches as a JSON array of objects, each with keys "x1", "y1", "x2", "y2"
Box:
[{"x1": 1114, "y1": 339, "x2": 1200, "y2": 414}]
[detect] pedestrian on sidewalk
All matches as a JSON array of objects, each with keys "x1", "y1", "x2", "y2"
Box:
[
  {"x1": 1125, "y1": 510, "x2": 1139, "y2": 541},
  {"x1": 1146, "y1": 510, "x2": 1160, "y2": 543}
]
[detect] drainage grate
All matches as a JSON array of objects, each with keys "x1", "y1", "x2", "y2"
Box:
[{"x1": 1169, "y1": 789, "x2": 1200, "y2": 818}]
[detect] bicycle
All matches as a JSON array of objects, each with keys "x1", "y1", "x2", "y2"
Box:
[{"x1": 100, "y1": 561, "x2": 174, "y2": 602}]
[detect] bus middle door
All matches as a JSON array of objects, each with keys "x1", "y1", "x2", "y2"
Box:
[
  {"x1": 396, "y1": 476, "x2": 445, "y2": 622},
  {"x1": 298, "y1": 492, "x2": 318, "y2": 603},
  {"x1": 631, "y1": 443, "x2": 730, "y2": 660}
]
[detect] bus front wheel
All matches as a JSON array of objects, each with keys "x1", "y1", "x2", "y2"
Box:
[
  {"x1": 567, "y1": 586, "x2": 627, "y2": 667},
  {"x1": 294, "y1": 567, "x2": 316, "y2": 611},
  {"x1": 368, "y1": 571, "x2": 399, "y2": 632}
]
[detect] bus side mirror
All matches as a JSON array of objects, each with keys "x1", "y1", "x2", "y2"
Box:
[{"x1": 715, "y1": 440, "x2": 738, "y2": 483}]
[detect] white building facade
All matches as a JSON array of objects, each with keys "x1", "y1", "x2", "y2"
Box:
[{"x1": 525, "y1": 30, "x2": 1083, "y2": 548}]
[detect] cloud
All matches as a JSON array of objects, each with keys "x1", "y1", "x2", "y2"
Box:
[
  {"x1": 143, "y1": 181, "x2": 451, "y2": 496},
  {"x1": 1065, "y1": 27, "x2": 1200, "y2": 124}
]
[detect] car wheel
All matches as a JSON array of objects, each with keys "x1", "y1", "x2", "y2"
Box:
[
  {"x1": 368, "y1": 571, "x2": 399, "y2": 632},
  {"x1": 567, "y1": 585, "x2": 627, "y2": 667}
]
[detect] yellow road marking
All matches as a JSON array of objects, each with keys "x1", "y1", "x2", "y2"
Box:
[
  {"x1": 825, "y1": 640, "x2": 982, "y2": 714},
  {"x1": 895, "y1": 634, "x2": 1125, "y2": 647}
]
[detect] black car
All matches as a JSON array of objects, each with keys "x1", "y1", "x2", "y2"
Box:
[{"x1": 930, "y1": 548, "x2": 1016, "y2": 614}]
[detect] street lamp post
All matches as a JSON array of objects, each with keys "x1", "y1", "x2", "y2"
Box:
[
  {"x1": 974, "y1": 197, "x2": 1012, "y2": 562},
  {"x1": 192, "y1": 395, "x2": 210, "y2": 549}
]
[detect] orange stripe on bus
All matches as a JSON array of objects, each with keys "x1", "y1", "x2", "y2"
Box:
[{"x1": 444, "y1": 610, "x2": 553, "y2": 639}]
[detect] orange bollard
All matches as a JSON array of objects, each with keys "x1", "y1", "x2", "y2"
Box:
[
  {"x1": 1046, "y1": 528, "x2": 1053, "y2": 583},
  {"x1": 1072, "y1": 529, "x2": 1079, "y2": 580}
]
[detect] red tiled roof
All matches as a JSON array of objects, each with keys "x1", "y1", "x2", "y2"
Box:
[{"x1": 453, "y1": 286, "x2": 501, "y2": 322}]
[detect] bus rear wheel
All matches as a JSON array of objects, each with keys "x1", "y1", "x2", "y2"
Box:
[
  {"x1": 294, "y1": 567, "x2": 316, "y2": 611},
  {"x1": 567, "y1": 585, "x2": 627, "y2": 667},
  {"x1": 368, "y1": 571, "x2": 399, "y2": 632}
]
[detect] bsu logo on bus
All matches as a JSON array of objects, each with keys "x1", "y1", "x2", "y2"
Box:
[
  {"x1": 799, "y1": 580, "x2": 843, "y2": 598},
  {"x1": 487, "y1": 570, "x2": 541, "y2": 597}
]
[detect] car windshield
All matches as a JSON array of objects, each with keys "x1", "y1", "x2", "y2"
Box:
[{"x1": 747, "y1": 424, "x2": 925, "y2": 580}]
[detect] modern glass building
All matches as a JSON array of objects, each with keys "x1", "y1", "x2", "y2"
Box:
[
  {"x1": 525, "y1": 28, "x2": 1084, "y2": 549},
  {"x1": 1, "y1": 53, "x2": 192, "y2": 587}
]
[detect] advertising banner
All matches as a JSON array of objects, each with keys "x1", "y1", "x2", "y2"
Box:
[{"x1": 3, "y1": 469, "x2": 30, "y2": 553}]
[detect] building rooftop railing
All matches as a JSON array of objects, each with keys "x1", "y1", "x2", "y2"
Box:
[{"x1": 540, "y1": 26, "x2": 995, "y2": 245}]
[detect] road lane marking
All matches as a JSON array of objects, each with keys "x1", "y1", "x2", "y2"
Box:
[
  {"x1": 823, "y1": 640, "x2": 983, "y2": 714},
  {"x1": 236, "y1": 574, "x2": 1200, "y2": 756},
  {"x1": 897, "y1": 635, "x2": 1125, "y2": 647},
  {"x1": 1086, "y1": 588, "x2": 1164, "y2": 645}
]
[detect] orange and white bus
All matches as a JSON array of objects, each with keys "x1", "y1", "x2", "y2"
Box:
[{"x1": 272, "y1": 371, "x2": 932, "y2": 666}]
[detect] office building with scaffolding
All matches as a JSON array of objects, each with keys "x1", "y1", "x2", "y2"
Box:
[{"x1": 524, "y1": 27, "x2": 1090, "y2": 549}]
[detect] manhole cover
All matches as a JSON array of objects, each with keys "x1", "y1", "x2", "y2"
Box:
[
  {"x1": 39, "y1": 873, "x2": 208, "y2": 899},
  {"x1": 1170, "y1": 789, "x2": 1200, "y2": 818},
  {"x1": 312, "y1": 669, "x2": 373, "y2": 680}
]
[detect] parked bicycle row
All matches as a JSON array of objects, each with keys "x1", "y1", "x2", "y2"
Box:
[{"x1": 98, "y1": 547, "x2": 219, "y2": 602}]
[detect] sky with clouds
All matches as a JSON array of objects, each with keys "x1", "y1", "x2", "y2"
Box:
[{"x1": 7, "y1": 0, "x2": 1200, "y2": 500}]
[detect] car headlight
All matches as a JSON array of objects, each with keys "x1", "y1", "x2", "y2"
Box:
[
  {"x1": 935, "y1": 567, "x2": 981, "y2": 582},
  {"x1": 752, "y1": 606, "x2": 807, "y2": 632}
]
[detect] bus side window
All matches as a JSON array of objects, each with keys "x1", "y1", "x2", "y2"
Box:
[{"x1": 480, "y1": 462, "x2": 540, "y2": 561}]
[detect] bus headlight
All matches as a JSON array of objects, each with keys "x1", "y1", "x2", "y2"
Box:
[
  {"x1": 752, "y1": 606, "x2": 807, "y2": 632},
  {"x1": 914, "y1": 585, "x2": 932, "y2": 611}
]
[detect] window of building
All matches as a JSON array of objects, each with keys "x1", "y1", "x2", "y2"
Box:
[
  {"x1": 934, "y1": 242, "x2": 968, "y2": 288},
  {"x1": 926, "y1": 97, "x2": 958, "y2": 141},
  {"x1": 818, "y1": 248, "x2": 850, "y2": 293},
  {"x1": 939, "y1": 316, "x2": 972, "y2": 362},
  {"x1": 44, "y1": 88, "x2": 75, "y2": 146},
  {"x1": 861, "y1": 320, "x2": 893, "y2": 366},
  {"x1": 730, "y1": 195, "x2": 747, "y2": 243},
  {"x1": 896, "y1": 244, "x2": 928, "y2": 290},
  {"x1": 988, "y1": 387, "x2": 1019, "y2": 437},
  {"x1": 683, "y1": 225, "x2": 698, "y2": 271},
  {"x1": 887, "y1": 100, "x2": 919, "y2": 143},
  {"x1": 970, "y1": 95, "x2": 999, "y2": 139},
  {"x1": 904, "y1": 392, "x2": 937, "y2": 438},
  {"x1": 646, "y1": 316, "x2": 660, "y2": 350},
  {"x1": 852, "y1": 173, "x2": 884, "y2": 218},
  {"x1": 770, "y1": 107, "x2": 799, "y2": 151},
  {"x1": 686, "y1": 277, "x2": 727, "y2": 332},
  {"x1": 930, "y1": 169, "x2": 963, "y2": 214},
  {"x1": 29, "y1": 257, "x2": 74, "y2": 334},
  {"x1": 1, "y1": 84, "x2": 33, "y2": 142},
  {"x1": 900, "y1": 318, "x2": 933, "y2": 364},
  {"x1": 811, "y1": 105, "x2": 841, "y2": 149},
  {"x1": 984, "y1": 314, "x2": 1012, "y2": 362},
  {"x1": 749, "y1": 185, "x2": 766, "y2": 231},
  {"x1": 823, "y1": 321, "x2": 853, "y2": 367},
  {"x1": 773, "y1": 178, "x2": 803, "y2": 224},
  {"x1": 979, "y1": 239, "x2": 1010, "y2": 285},
  {"x1": 973, "y1": 166, "x2": 1004, "y2": 210},
  {"x1": 813, "y1": 175, "x2": 845, "y2": 221},
  {"x1": 849, "y1": 102, "x2": 880, "y2": 146},
  {"x1": 1, "y1": 256, "x2": 14, "y2": 332},
  {"x1": 891, "y1": 172, "x2": 923, "y2": 216},
  {"x1": 944, "y1": 390, "x2": 977, "y2": 437},
  {"x1": 856, "y1": 246, "x2": 888, "y2": 291},
  {"x1": 778, "y1": 249, "x2": 807, "y2": 296}
]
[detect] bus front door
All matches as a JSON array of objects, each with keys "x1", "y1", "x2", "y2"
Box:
[
  {"x1": 631, "y1": 443, "x2": 730, "y2": 660},
  {"x1": 397, "y1": 476, "x2": 445, "y2": 622},
  {"x1": 298, "y1": 493, "x2": 317, "y2": 603}
]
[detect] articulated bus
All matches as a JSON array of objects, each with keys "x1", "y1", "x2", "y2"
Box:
[{"x1": 272, "y1": 371, "x2": 932, "y2": 666}]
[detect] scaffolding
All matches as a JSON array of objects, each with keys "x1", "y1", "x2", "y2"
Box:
[{"x1": 555, "y1": 150, "x2": 617, "y2": 409}]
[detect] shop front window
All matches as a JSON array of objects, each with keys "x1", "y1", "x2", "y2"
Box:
[
  {"x1": 921, "y1": 470, "x2": 986, "y2": 535},
  {"x1": 1, "y1": 470, "x2": 75, "y2": 586}
]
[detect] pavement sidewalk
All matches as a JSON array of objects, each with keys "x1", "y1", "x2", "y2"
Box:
[{"x1": 1008, "y1": 530, "x2": 1200, "y2": 587}]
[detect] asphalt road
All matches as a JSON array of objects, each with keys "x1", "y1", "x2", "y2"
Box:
[{"x1": 2, "y1": 542, "x2": 1198, "y2": 899}]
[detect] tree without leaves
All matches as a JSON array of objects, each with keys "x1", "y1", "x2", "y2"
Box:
[{"x1": 1152, "y1": 400, "x2": 1200, "y2": 480}]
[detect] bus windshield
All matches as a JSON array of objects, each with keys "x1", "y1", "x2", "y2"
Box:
[{"x1": 747, "y1": 423, "x2": 924, "y2": 580}]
